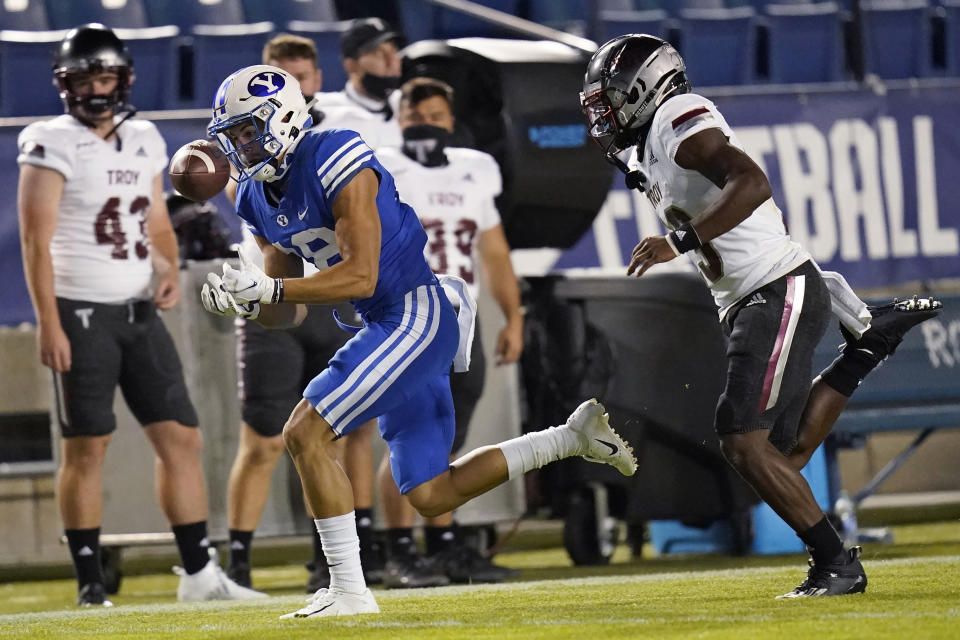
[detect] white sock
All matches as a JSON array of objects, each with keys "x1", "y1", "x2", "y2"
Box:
[
  {"x1": 499, "y1": 425, "x2": 582, "y2": 480},
  {"x1": 315, "y1": 512, "x2": 366, "y2": 594}
]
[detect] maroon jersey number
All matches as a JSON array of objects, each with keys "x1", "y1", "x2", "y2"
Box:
[
  {"x1": 421, "y1": 218, "x2": 478, "y2": 284},
  {"x1": 94, "y1": 196, "x2": 151, "y2": 260}
]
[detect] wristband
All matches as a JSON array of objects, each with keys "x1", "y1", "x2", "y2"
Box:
[
  {"x1": 668, "y1": 222, "x2": 702, "y2": 254},
  {"x1": 271, "y1": 278, "x2": 284, "y2": 304}
]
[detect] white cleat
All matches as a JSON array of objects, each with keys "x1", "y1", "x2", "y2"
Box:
[
  {"x1": 279, "y1": 587, "x2": 380, "y2": 619},
  {"x1": 565, "y1": 399, "x2": 638, "y2": 476},
  {"x1": 175, "y1": 549, "x2": 268, "y2": 602}
]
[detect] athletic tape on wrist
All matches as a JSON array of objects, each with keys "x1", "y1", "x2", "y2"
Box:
[
  {"x1": 668, "y1": 222, "x2": 702, "y2": 254},
  {"x1": 272, "y1": 278, "x2": 284, "y2": 304}
]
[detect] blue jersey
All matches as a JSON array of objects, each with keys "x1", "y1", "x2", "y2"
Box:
[{"x1": 235, "y1": 128, "x2": 436, "y2": 315}]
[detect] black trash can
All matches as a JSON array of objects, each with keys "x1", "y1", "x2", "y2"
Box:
[{"x1": 521, "y1": 273, "x2": 758, "y2": 564}]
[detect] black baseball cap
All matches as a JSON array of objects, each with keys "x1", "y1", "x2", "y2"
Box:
[{"x1": 340, "y1": 18, "x2": 401, "y2": 60}]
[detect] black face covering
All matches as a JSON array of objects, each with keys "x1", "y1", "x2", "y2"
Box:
[
  {"x1": 402, "y1": 124, "x2": 450, "y2": 167},
  {"x1": 360, "y1": 73, "x2": 400, "y2": 101}
]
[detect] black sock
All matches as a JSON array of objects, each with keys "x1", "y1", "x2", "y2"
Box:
[
  {"x1": 798, "y1": 516, "x2": 846, "y2": 565},
  {"x1": 311, "y1": 527, "x2": 326, "y2": 567},
  {"x1": 386, "y1": 527, "x2": 415, "y2": 557},
  {"x1": 820, "y1": 350, "x2": 878, "y2": 397},
  {"x1": 228, "y1": 529, "x2": 253, "y2": 567},
  {"x1": 172, "y1": 521, "x2": 210, "y2": 575},
  {"x1": 65, "y1": 527, "x2": 104, "y2": 587},
  {"x1": 355, "y1": 507, "x2": 374, "y2": 554},
  {"x1": 424, "y1": 525, "x2": 457, "y2": 556}
]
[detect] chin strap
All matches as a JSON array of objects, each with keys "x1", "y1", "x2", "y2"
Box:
[
  {"x1": 605, "y1": 151, "x2": 647, "y2": 192},
  {"x1": 104, "y1": 106, "x2": 138, "y2": 151}
]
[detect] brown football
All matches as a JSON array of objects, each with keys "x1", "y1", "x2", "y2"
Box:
[{"x1": 168, "y1": 139, "x2": 231, "y2": 202}]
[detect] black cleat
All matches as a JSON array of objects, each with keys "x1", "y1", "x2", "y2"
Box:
[
  {"x1": 77, "y1": 582, "x2": 113, "y2": 607},
  {"x1": 360, "y1": 540, "x2": 385, "y2": 586},
  {"x1": 777, "y1": 546, "x2": 868, "y2": 599},
  {"x1": 841, "y1": 296, "x2": 941, "y2": 362},
  {"x1": 426, "y1": 543, "x2": 519, "y2": 584},
  {"x1": 382, "y1": 547, "x2": 450, "y2": 589},
  {"x1": 226, "y1": 561, "x2": 252, "y2": 589},
  {"x1": 305, "y1": 558, "x2": 330, "y2": 593}
]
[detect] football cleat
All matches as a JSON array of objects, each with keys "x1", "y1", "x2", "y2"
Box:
[
  {"x1": 304, "y1": 558, "x2": 331, "y2": 593},
  {"x1": 175, "y1": 548, "x2": 268, "y2": 602},
  {"x1": 77, "y1": 582, "x2": 113, "y2": 607},
  {"x1": 777, "y1": 546, "x2": 868, "y2": 599},
  {"x1": 383, "y1": 546, "x2": 450, "y2": 589},
  {"x1": 841, "y1": 296, "x2": 941, "y2": 363},
  {"x1": 360, "y1": 539, "x2": 386, "y2": 586},
  {"x1": 279, "y1": 587, "x2": 379, "y2": 619},
  {"x1": 565, "y1": 399, "x2": 638, "y2": 476},
  {"x1": 426, "y1": 543, "x2": 519, "y2": 584},
  {"x1": 226, "y1": 561, "x2": 252, "y2": 589}
]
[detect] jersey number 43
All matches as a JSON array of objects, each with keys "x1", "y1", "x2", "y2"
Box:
[{"x1": 94, "y1": 196, "x2": 150, "y2": 260}]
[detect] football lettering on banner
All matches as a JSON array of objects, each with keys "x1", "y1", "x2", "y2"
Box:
[
  {"x1": 737, "y1": 117, "x2": 959, "y2": 263},
  {"x1": 921, "y1": 318, "x2": 960, "y2": 369}
]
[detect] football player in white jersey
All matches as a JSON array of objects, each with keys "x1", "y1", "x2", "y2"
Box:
[
  {"x1": 376, "y1": 77, "x2": 523, "y2": 585},
  {"x1": 311, "y1": 18, "x2": 403, "y2": 149},
  {"x1": 582, "y1": 34, "x2": 941, "y2": 599},
  {"x1": 17, "y1": 24, "x2": 263, "y2": 606}
]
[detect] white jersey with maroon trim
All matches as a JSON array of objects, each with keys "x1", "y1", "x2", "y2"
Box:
[
  {"x1": 377, "y1": 146, "x2": 502, "y2": 300},
  {"x1": 312, "y1": 87, "x2": 402, "y2": 150},
  {"x1": 637, "y1": 93, "x2": 809, "y2": 314},
  {"x1": 17, "y1": 114, "x2": 168, "y2": 304}
]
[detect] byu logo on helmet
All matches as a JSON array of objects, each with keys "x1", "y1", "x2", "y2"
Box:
[
  {"x1": 247, "y1": 72, "x2": 284, "y2": 97},
  {"x1": 208, "y1": 65, "x2": 312, "y2": 183}
]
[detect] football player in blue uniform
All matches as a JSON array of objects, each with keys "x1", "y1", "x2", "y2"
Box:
[{"x1": 201, "y1": 65, "x2": 639, "y2": 618}]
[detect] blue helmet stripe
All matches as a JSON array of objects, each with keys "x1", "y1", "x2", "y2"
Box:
[{"x1": 212, "y1": 72, "x2": 238, "y2": 114}]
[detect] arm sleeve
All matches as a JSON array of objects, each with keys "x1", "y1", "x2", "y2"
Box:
[
  {"x1": 655, "y1": 95, "x2": 722, "y2": 166},
  {"x1": 314, "y1": 129, "x2": 377, "y2": 205},
  {"x1": 16, "y1": 123, "x2": 74, "y2": 180}
]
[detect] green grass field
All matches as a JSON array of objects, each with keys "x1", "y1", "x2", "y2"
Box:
[{"x1": 1, "y1": 521, "x2": 958, "y2": 639}]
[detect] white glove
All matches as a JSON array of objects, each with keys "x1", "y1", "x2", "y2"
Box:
[
  {"x1": 220, "y1": 247, "x2": 283, "y2": 305},
  {"x1": 201, "y1": 272, "x2": 260, "y2": 319}
]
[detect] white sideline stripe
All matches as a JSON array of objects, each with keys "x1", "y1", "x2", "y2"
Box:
[
  {"x1": 2, "y1": 554, "x2": 955, "y2": 625},
  {"x1": 320, "y1": 144, "x2": 370, "y2": 190},
  {"x1": 327, "y1": 152, "x2": 374, "y2": 194},
  {"x1": 315, "y1": 136, "x2": 361, "y2": 179},
  {"x1": 185, "y1": 149, "x2": 216, "y2": 173}
]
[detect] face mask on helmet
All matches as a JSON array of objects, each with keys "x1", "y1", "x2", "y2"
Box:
[
  {"x1": 581, "y1": 88, "x2": 635, "y2": 157},
  {"x1": 208, "y1": 65, "x2": 313, "y2": 183}
]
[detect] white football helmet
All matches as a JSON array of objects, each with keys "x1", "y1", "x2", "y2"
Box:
[{"x1": 208, "y1": 65, "x2": 313, "y2": 182}]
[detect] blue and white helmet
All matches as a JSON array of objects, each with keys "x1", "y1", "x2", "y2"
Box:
[{"x1": 208, "y1": 65, "x2": 313, "y2": 182}]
